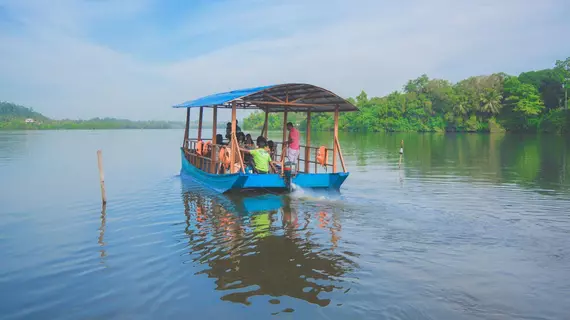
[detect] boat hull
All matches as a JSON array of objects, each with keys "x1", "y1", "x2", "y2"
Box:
[{"x1": 180, "y1": 149, "x2": 348, "y2": 193}]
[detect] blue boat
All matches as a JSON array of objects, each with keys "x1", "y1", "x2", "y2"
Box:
[{"x1": 173, "y1": 83, "x2": 358, "y2": 193}]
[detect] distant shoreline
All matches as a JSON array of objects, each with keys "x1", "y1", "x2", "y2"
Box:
[
  {"x1": 0, "y1": 124, "x2": 225, "y2": 131},
  {"x1": 0, "y1": 127, "x2": 184, "y2": 131}
]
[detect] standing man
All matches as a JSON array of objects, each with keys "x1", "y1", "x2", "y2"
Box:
[
  {"x1": 286, "y1": 122, "x2": 300, "y2": 163},
  {"x1": 225, "y1": 120, "x2": 242, "y2": 141}
]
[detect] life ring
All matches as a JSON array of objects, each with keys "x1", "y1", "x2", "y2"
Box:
[
  {"x1": 218, "y1": 147, "x2": 226, "y2": 167},
  {"x1": 202, "y1": 141, "x2": 211, "y2": 155},
  {"x1": 316, "y1": 146, "x2": 327, "y2": 166},
  {"x1": 196, "y1": 140, "x2": 203, "y2": 156},
  {"x1": 224, "y1": 148, "x2": 232, "y2": 167}
]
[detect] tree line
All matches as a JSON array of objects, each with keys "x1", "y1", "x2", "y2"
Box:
[
  {"x1": 0, "y1": 102, "x2": 185, "y2": 130},
  {"x1": 243, "y1": 57, "x2": 570, "y2": 133}
]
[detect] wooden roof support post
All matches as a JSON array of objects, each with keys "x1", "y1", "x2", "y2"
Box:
[
  {"x1": 210, "y1": 106, "x2": 217, "y2": 173},
  {"x1": 197, "y1": 107, "x2": 204, "y2": 141},
  {"x1": 281, "y1": 111, "x2": 288, "y2": 164},
  {"x1": 333, "y1": 106, "x2": 339, "y2": 173},
  {"x1": 198, "y1": 106, "x2": 204, "y2": 171},
  {"x1": 183, "y1": 108, "x2": 190, "y2": 148},
  {"x1": 262, "y1": 108, "x2": 269, "y2": 139},
  {"x1": 305, "y1": 110, "x2": 311, "y2": 173},
  {"x1": 231, "y1": 101, "x2": 237, "y2": 173}
]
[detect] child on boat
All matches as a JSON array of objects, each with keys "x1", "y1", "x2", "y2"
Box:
[
  {"x1": 266, "y1": 140, "x2": 276, "y2": 160},
  {"x1": 244, "y1": 134, "x2": 255, "y2": 149},
  {"x1": 240, "y1": 136, "x2": 277, "y2": 174},
  {"x1": 243, "y1": 133, "x2": 255, "y2": 167},
  {"x1": 237, "y1": 132, "x2": 246, "y2": 147}
]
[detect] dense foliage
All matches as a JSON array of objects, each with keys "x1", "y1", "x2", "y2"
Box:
[
  {"x1": 0, "y1": 102, "x2": 184, "y2": 130},
  {"x1": 243, "y1": 57, "x2": 570, "y2": 133},
  {"x1": 0, "y1": 101, "x2": 48, "y2": 121}
]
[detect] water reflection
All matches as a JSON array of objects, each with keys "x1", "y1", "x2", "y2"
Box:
[
  {"x1": 320, "y1": 131, "x2": 570, "y2": 193},
  {"x1": 98, "y1": 204, "x2": 107, "y2": 262},
  {"x1": 181, "y1": 187, "x2": 357, "y2": 308}
]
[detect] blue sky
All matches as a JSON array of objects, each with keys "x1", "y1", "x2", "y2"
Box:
[{"x1": 0, "y1": 0, "x2": 569, "y2": 121}]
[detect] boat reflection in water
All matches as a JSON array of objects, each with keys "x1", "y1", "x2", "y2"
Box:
[{"x1": 181, "y1": 184, "x2": 357, "y2": 308}]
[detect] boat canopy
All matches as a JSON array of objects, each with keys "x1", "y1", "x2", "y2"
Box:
[{"x1": 172, "y1": 83, "x2": 358, "y2": 112}]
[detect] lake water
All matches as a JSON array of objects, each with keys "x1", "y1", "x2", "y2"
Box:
[{"x1": 0, "y1": 129, "x2": 569, "y2": 319}]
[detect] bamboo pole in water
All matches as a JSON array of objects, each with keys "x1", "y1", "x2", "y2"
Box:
[
  {"x1": 97, "y1": 150, "x2": 107, "y2": 204},
  {"x1": 399, "y1": 140, "x2": 404, "y2": 168},
  {"x1": 99, "y1": 203, "x2": 107, "y2": 259}
]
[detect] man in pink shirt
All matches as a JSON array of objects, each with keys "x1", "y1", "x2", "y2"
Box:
[{"x1": 286, "y1": 122, "x2": 300, "y2": 163}]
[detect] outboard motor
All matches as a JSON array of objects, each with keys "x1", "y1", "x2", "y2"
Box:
[{"x1": 283, "y1": 161, "x2": 297, "y2": 192}]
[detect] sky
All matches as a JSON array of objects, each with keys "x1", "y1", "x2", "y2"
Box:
[{"x1": 0, "y1": 0, "x2": 569, "y2": 121}]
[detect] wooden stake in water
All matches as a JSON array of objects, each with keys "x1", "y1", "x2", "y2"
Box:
[
  {"x1": 99, "y1": 203, "x2": 107, "y2": 260},
  {"x1": 97, "y1": 150, "x2": 107, "y2": 204},
  {"x1": 398, "y1": 140, "x2": 404, "y2": 168}
]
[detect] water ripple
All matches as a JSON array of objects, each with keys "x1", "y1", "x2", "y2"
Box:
[{"x1": 1, "y1": 130, "x2": 570, "y2": 319}]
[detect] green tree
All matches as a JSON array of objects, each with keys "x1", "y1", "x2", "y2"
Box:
[
  {"x1": 555, "y1": 58, "x2": 570, "y2": 110},
  {"x1": 480, "y1": 87, "x2": 503, "y2": 115},
  {"x1": 500, "y1": 76, "x2": 544, "y2": 130},
  {"x1": 404, "y1": 74, "x2": 429, "y2": 94},
  {"x1": 519, "y1": 69, "x2": 564, "y2": 110},
  {"x1": 241, "y1": 56, "x2": 569, "y2": 133}
]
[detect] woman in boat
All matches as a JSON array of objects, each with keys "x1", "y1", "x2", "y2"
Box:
[
  {"x1": 243, "y1": 134, "x2": 255, "y2": 169},
  {"x1": 240, "y1": 136, "x2": 277, "y2": 174},
  {"x1": 244, "y1": 134, "x2": 255, "y2": 149},
  {"x1": 237, "y1": 132, "x2": 246, "y2": 147}
]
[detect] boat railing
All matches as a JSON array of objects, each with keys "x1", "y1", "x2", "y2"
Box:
[
  {"x1": 184, "y1": 138, "x2": 345, "y2": 175},
  {"x1": 273, "y1": 142, "x2": 343, "y2": 174},
  {"x1": 184, "y1": 138, "x2": 239, "y2": 174}
]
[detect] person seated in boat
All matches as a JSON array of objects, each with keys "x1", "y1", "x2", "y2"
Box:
[
  {"x1": 225, "y1": 122, "x2": 232, "y2": 141},
  {"x1": 225, "y1": 121, "x2": 242, "y2": 141},
  {"x1": 215, "y1": 134, "x2": 224, "y2": 145},
  {"x1": 236, "y1": 120, "x2": 242, "y2": 133},
  {"x1": 237, "y1": 132, "x2": 246, "y2": 147},
  {"x1": 240, "y1": 137, "x2": 277, "y2": 174},
  {"x1": 266, "y1": 140, "x2": 276, "y2": 160},
  {"x1": 242, "y1": 134, "x2": 255, "y2": 169},
  {"x1": 244, "y1": 134, "x2": 255, "y2": 149}
]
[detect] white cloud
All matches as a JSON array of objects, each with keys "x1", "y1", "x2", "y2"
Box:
[{"x1": 0, "y1": 0, "x2": 569, "y2": 121}]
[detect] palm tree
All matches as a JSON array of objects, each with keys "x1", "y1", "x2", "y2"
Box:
[
  {"x1": 452, "y1": 97, "x2": 469, "y2": 116},
  {"x1": 480, "y1": 88, "x2": 503, "y2": 115}
]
